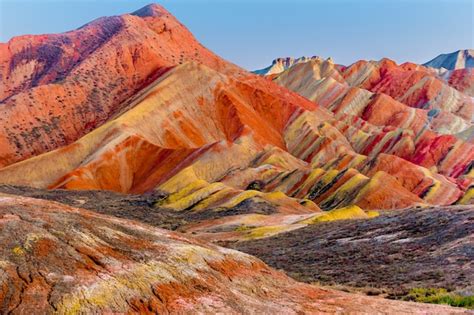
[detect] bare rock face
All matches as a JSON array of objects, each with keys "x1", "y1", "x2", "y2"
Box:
[{"x1": 2, "y1": 195, "x2": 468, "y2": 314}]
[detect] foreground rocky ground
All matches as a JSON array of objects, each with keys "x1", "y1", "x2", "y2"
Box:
[
  {"x1": 3, "y1": 194, "x2": 469, "y2": 314},
  {"x1": 1, "y1": 185, "x2": 473, "y2": 311}
]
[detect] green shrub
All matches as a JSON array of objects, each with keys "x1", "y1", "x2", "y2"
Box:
[
  {"x1": 246, "y1": 180, "x2": 264, "y2": 192},
  {"x1": 402, "y1": 288, "x2": 474, "y2": 309}
]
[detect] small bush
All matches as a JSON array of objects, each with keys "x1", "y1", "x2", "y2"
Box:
[
  {"x1": 234, "y1": 225, "x2": 252, "y2": 232},
  {"x1": 402, "y1": 288, "x2": 474, "y2": 309},
  {"x1": 246, "y1": 180, "x2": 265, "y2": 192}
]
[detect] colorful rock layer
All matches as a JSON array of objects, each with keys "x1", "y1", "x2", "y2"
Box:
[
  {"x1": 0, "y1": 6, "x2": 473, "y2": 223},
  {"x1": 268, "y1": 57, "x2": 474, "y2": 206},
  {"x1": 0, "y1": 8, "x2": 472, "y2": 214}
]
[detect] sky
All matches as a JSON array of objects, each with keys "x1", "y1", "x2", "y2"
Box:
[{"x1": 0, "y1": 0, "x2": 472, "y2": 70}]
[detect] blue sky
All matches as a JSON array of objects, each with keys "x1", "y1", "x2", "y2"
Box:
[{"x1": 0, "y1": 0, "x2": 472, "y2": 70}]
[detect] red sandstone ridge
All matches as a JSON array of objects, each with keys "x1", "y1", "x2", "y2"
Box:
[{"x1": 0, "y1": 4, "x2": 317, "y2": 167}]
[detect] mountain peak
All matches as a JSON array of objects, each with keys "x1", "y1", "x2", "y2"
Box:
[
  {"x1": 131, "y1": 3, "x2": 169, "y2": 17},
  {"x1": 424, "y1": 49, "x2": 474, "y2": 70},
  {"x1": 254, "y1": 56, "x2": 326, "y2": 75}
]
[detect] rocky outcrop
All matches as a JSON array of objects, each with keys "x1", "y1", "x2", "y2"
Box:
[{"x1": 253, "y1": 56, "x2": 327, "y2": 75}]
